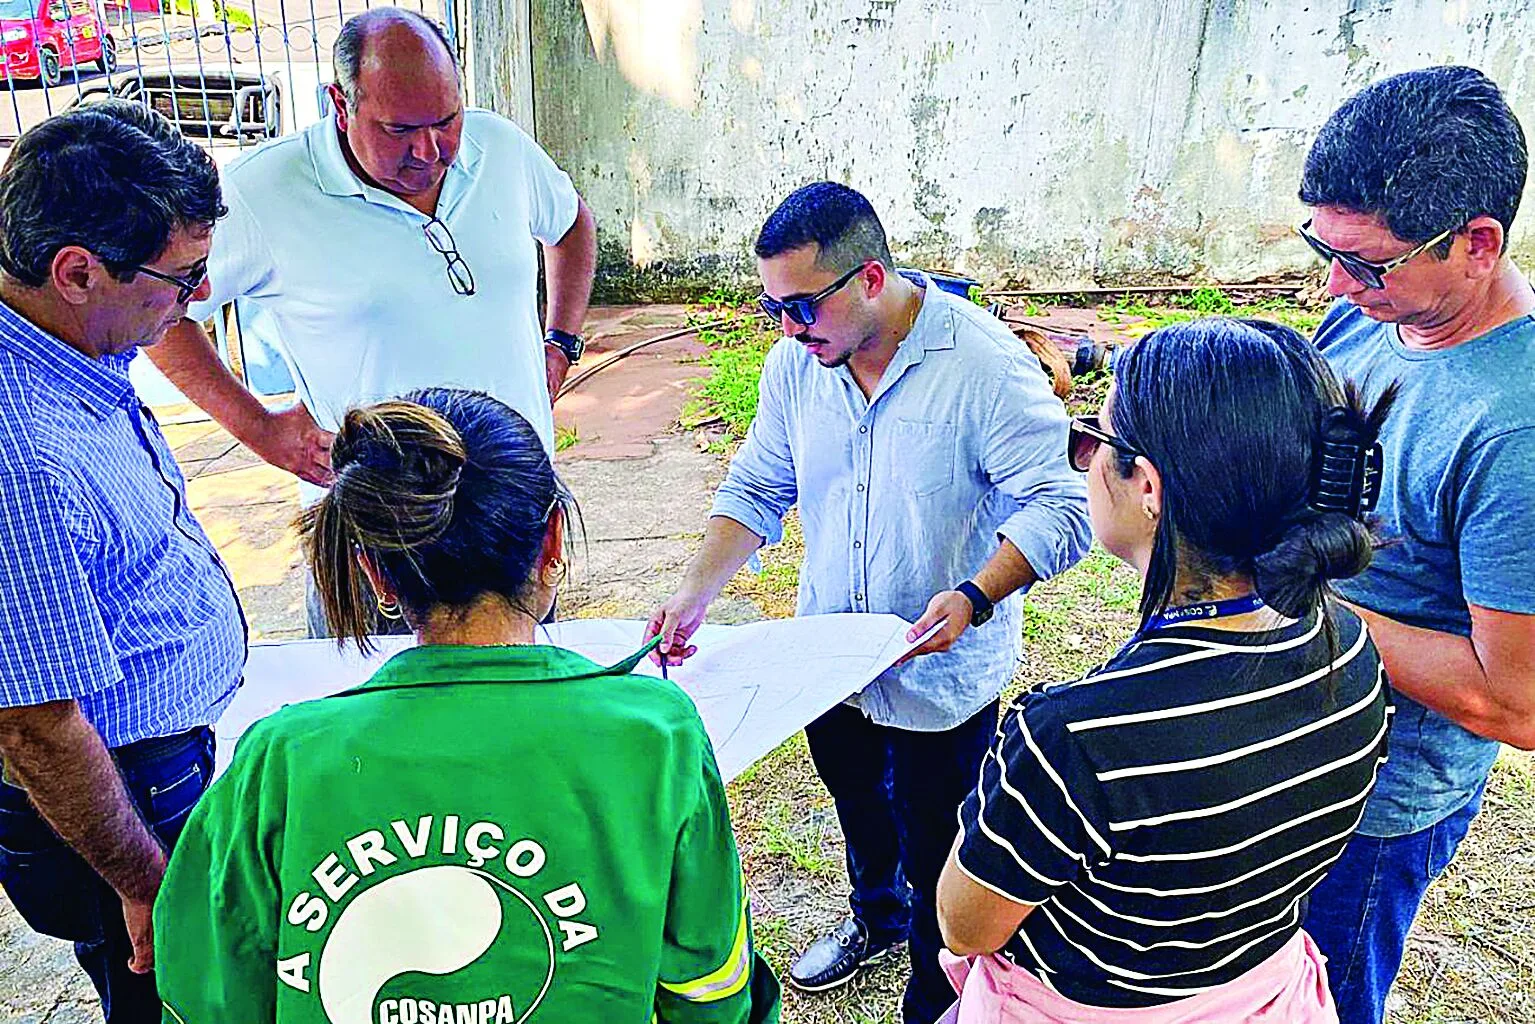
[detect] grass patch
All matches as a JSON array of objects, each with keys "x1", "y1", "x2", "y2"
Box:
[
  {"x1": 722, "y1": 512, "x2": 802, "y2": 618},
  {"x1": 554, "y1": 424, "x2": 579, "y2": 452},
  {"x1": 1099, "y1": 286, "x2": 1325, "y2": 336},
  {"x1": 758, "y1": 803, "x2": 840, "y2": 876},
  {"x1": 680, "y1": 303, "x2": 778, "y2": 442}
]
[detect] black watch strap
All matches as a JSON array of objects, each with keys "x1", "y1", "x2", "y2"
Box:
[
  {"x1": 954, "y1": 580, "x2": 995, "y2": 627},
  {"x1": 544, "y1": 328, "x2": 584, "y2": 364}
]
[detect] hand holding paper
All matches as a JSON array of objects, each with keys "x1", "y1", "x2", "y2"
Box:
[
  {"x1": 900, "y1": 588, "x2": 977, "y2": 663},
  {"x1": 218, "y1": 614, "x2": 943, "y2": 783}
]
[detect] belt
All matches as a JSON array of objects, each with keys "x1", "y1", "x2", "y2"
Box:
[{"x1": 110, "y1": 725, "x2": 212, "y2": 766}]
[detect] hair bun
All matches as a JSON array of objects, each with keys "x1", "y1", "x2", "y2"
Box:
[
  {"x1": 328, "y1": 402, "x2": 468, "y2": 551},
  {"x1": 1252, "y1": 513, "x2": 1373, "y2": 618}
]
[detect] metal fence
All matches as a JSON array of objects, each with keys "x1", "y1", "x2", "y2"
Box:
[
  {"x1": 0, "y1": 0, "x2": 461, "y2": 400},
  {"x1": 2, "y1": 0, "x2": 460, "y2": 143}
]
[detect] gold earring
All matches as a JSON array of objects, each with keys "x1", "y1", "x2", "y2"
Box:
[
  {"x1": 542, "y1": 559, "x2": 566, "y2": 587},
  {"x1": 376, "y1": 596, "x2": 403, "y2": 621},
  {"x1": 1143, "y1": 506, "x2": 1157, "y2": 521}
]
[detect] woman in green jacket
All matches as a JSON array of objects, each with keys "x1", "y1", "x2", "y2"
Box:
[{"x1": 155, "y1": 388, "x2": 780, "y2": 1024}]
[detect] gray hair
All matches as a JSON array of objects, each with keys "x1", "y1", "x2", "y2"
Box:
[{"x1": 333, "y1": 7, "x2": 457, "y2": 107}]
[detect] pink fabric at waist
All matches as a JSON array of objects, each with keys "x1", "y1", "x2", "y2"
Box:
[{"x1": 937, "y1": 929, "x2": 1337, "y2": 1024}]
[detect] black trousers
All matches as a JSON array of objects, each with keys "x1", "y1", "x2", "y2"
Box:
[{"x1": 805, "y1": 700, "x2": 999, "y2": 1024}]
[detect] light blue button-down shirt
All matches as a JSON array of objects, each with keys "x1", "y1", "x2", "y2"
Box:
[
  {"x1": 712, "y1": 274, "x2": 1091, "y2": 730},
  {"x1": 0, "y1": 301, "x2": 247, "y2": 748}
]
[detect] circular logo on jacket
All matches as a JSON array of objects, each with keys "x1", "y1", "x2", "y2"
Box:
[{"x1": 317, "y1": 865, "x2": 555, "y2": 1024}]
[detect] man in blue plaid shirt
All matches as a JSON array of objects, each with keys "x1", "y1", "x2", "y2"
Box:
[{"x1": 0, "y1": 102, "x2": 246, "y2": 1022}]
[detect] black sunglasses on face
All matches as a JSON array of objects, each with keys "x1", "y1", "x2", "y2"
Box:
[
  {"x1": 129, "y1": 260, "x2": 209, "y2": 304},
  {"x1": 1068, "y1": 416, "x2": 1143, "y2": 472},
  {"x1": 1295, "y1": 218, "x2": 1458, "y2": 290},
  {"x1": 758, "y1": 262, "x2": 868, "y2": 327}
]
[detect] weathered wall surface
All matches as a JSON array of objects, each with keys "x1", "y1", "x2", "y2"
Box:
[{"x1": 526, "y1": 0, "x2": 1535, "y2": 294}]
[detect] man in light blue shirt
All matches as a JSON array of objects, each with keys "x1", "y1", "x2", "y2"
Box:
[
  {"x1": 1296, "y1": 67, "x2": 1535, "y2": 1024},
  {"x1": 144, "y1": 8, "x2": 597, "y2": 635},
  {"x1": 0, "y1": 101, "x2": 246, "y2": 1022},
  {"x1": 646, "y1": 182, "x2": 1090, "y2": 1022}
]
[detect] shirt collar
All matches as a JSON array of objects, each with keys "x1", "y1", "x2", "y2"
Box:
[
  {"x1": 309, "y1": 111, "x2": 485, "y2": 217},
  {"x1": 0, "y1": 298, "x2": 137, "y2": 418},
  {"x1": 897, "y1": 270, "x2": 953, "y2": 357},
  {"x1": 351, "y1": 637, "x2": 659, "y2": 693},
  {"x1": 838, "y1": 270, "x2": 952, "y2": 400}
]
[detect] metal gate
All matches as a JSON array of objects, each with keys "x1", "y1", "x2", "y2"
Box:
[{"x1": 1, "y1": 0, "x2": 461, "y2": 145}]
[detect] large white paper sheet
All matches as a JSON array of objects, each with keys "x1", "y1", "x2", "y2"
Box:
[{"x1": 217, "y1": 614, "x2": 939, "y2": 782}]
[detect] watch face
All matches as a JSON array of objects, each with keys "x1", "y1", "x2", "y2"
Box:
[
  {"x1": 973, "y1": 605, "x2": 994, "y2": 627},
  {"x1": 547, "y1": 331, "x2": 583, "y2": 362}
]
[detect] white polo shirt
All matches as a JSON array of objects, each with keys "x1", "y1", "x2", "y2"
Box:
[{"x1": 191, "y1": 109, "x2": 579, "y2": 499}]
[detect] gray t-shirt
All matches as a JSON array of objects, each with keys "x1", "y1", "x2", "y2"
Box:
[{"x1": 1316, "y1": 301, "x2": 1535, "y2": 837}]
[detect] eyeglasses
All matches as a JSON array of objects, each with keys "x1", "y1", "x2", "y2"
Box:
[
  {"x1": 758, "y1": 262, "x2": 868, "y2": 327},
  {"x1": 1296, "y1": 218, "x2": 1459, "y2": 290},
  {"x1": 128, "y1": 260, "x2": 208, "y2": 304},
  {"x1": 1068, "y1": 416, "x2": 1143, "y2": 472},
  {"x1": 424, "y1": 217, "x2": 475, "y2": 297}
]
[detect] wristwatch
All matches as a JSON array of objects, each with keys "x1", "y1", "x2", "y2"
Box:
[
  {"x1": 954, "y1": 580, "x2": 995, "y2": 627},
  {"x1": 544, "y1": 328, "x2": 585, "y2": 364}
]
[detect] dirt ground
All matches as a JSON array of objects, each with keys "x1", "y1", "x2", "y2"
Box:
[{"x1": 2, "y1": 303, "x2": 1531, "y2": 1023}]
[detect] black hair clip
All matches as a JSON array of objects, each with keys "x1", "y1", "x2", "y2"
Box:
[{"x1": 1310, "y1": 408, "x2": 1384, "y2": 518}]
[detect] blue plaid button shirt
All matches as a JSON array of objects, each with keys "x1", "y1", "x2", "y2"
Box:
[{"x1": 0, "y1": 300, "x2": 246, "y2": 748}]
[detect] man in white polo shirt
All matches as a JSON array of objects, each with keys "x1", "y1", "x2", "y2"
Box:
[{"x1": 148, "y1": 7, "x2": 596, "y2": 623}]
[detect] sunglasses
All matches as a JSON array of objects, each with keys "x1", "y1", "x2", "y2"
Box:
[
  {"x1": 129, "y1": 259, "x2": 209, "y2": 304},
  {"x1": 424, "y1": 216, "x2": 476, "y2": 297},
  {"x1": 758, "y1": 262, "x2": 867, "y2": 327},
  {"x1": 1296, "y1": 218, "x2": 1458, "y2": 290},
  {"x1": 1068, "y1": 416, "x2": 1143, "y2": 472}
]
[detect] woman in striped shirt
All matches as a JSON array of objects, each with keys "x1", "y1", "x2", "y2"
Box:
[{"x1": 935, "y1": 318, "x2": 1394, "y2": 1022}]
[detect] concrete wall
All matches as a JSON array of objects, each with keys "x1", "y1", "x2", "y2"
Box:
[{"x1": 526, "y1": 0, "x2": 1535, "y2": 294}]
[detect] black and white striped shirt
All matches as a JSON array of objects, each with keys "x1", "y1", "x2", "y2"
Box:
[{"x1": 956, "y1": 601, "x2": 1391, "y2": 1007}]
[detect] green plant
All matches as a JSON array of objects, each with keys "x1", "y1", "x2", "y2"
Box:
[
  {"x1": 681, "y1": 305, "x2": 778, "y2": 441},
  {"x1": 758, "y1": 805, "x2": 838, "y2": 876},
  {"x1": 1179, "y1": 286, "x2": 1236, "y2": 314},
  {"x1": 554, "y1": 425, "x2": 579, "y2": 452},
  {"x1": 1101, "y1": 287, "x2": 1325, "y2": 336}
]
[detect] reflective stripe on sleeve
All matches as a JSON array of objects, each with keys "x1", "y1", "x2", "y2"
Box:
[{"x1": 658, "y1": 896, "x2": 752, "y2": 1003}]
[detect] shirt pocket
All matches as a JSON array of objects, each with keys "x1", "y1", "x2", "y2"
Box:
[{"x1": 885, "y1": 419, "x2": 957, "y2": 498}]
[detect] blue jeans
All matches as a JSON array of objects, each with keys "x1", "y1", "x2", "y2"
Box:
[
  {"x1": 1304, "y1": 783, "x2": 1486, "y2": 1024},
  {"x1": 805, "y1": 700, "x2": 999, "y2": 1024},
  {"x1": 0, "y1": 726, "x2": 215, "y2": 1024}
]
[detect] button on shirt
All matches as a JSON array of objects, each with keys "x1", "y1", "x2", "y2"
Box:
[
  {"x1": 0, "y1": 302, "x2": 246, "y2": 748},
  {"x1": 712, "y1": 274, "x2": 1091, "y2": 730},
  {"x1": 188, "y1": 109, "x2": 580, "y2": 501}
]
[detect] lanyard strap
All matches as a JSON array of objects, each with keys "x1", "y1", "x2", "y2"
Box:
[{"x1": 1143, "y1": 593, "x2": 1266, "y2": 633}]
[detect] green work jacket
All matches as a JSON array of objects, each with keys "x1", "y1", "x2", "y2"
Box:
[{"x1": 156, "y1": 642, "x2": 780, "y2": 1024}]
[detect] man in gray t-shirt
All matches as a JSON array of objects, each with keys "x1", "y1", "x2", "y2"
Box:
[{"x1": 1295, "y1": 67, "x2": 1535, "y2": 1024}]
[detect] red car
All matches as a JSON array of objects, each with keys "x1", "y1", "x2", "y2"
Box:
[{"x1": 0, "y1": 0, "x2": 116, "y2": 87}]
